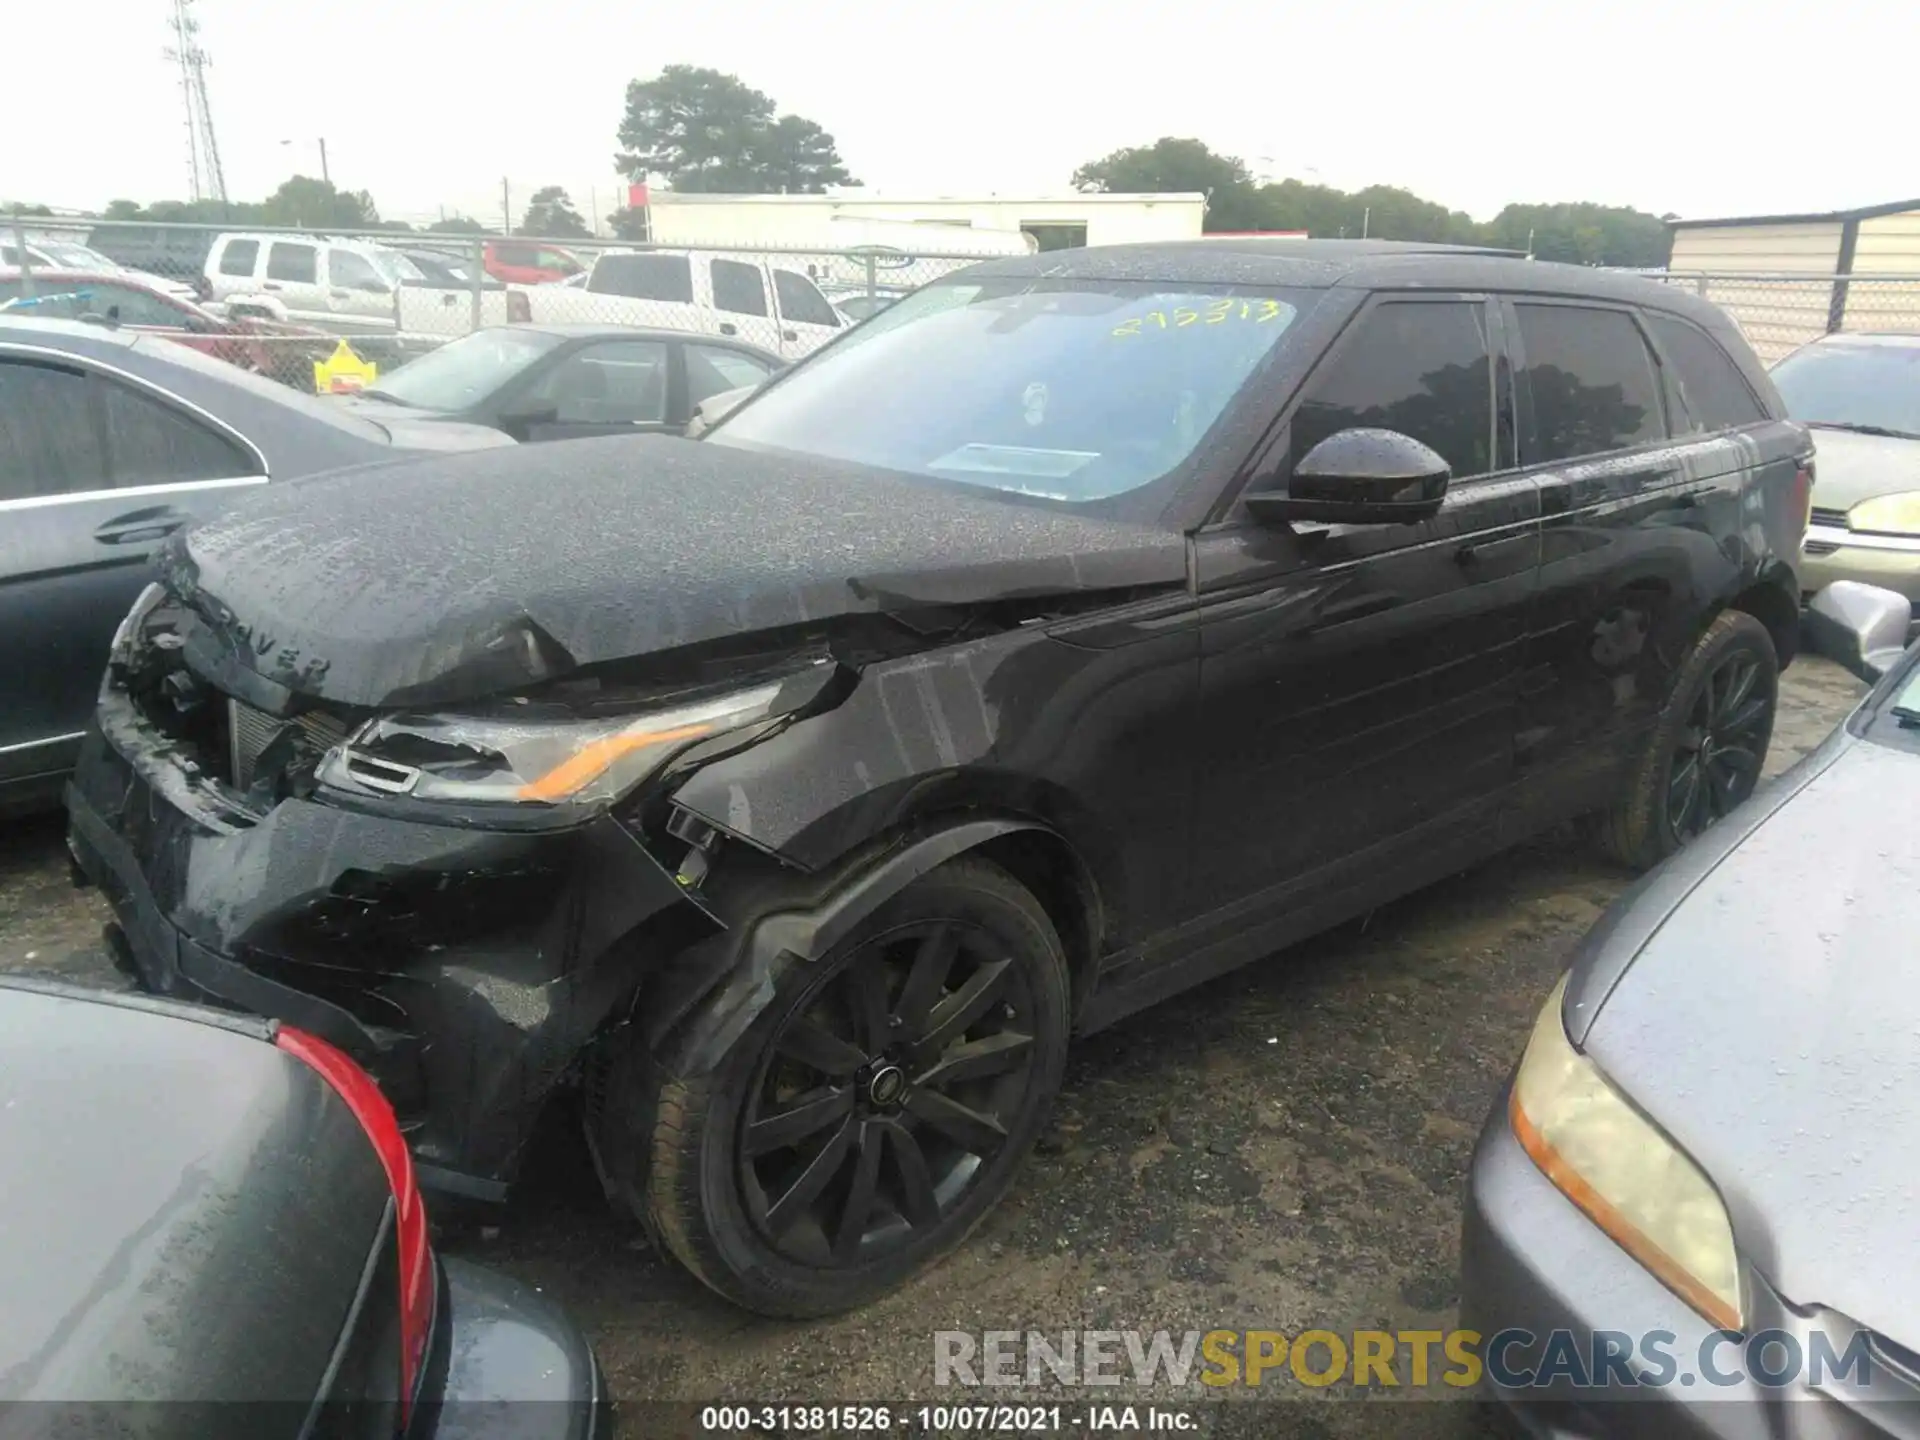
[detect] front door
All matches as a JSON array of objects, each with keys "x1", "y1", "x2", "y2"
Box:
[
  {"x1": 1188, "y1": 295, "x2": 1540, "y2": 930},
  {"x1": 512, "y1": 338, "x2": 675, "y2": 441},
  {"x1": 769, "y1": 266, "x2": 844, "y2": 360},
  {"x1": 0, "y1": 352, "x2": 265, "y2": 790}
]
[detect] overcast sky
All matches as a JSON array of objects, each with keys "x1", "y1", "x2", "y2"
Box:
[{"x1": 12, "y1": 0, "x2": 1916, "y2": 227}]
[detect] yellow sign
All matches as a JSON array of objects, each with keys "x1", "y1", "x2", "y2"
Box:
[{"x1": 313, "y1": 339, "x2": 378, "y2": 394}]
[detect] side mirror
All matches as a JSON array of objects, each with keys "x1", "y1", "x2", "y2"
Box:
[
  {"x1": 1245, "y1": 428, "x2": 1450, "y2": 527},
  {"x1": 497, "y1": 403, "x2": 559, "y2": 436},
  {"x1": 684, "y1": 384, "x2": 758, "y2": 440},
  {"x1": 1802, "y1": 581, "x2": 1913, "y2": 684}
]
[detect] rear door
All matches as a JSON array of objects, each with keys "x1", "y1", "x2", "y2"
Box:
[
  {"x1": 1502, "y1": 298, "x2": 1750, "y2": 830},
  {"x1": 261, "y1": 239, "x2": 326, "y2": 321},
  {"x1": 708, "y1": 257, "x2": 778, "y2": 351},
  {"x1": 320, "y1": 248, "x2": 396, "y2": 327},
  {"x1": 510, "y1": 337, "x2": 675, "y2": 441},
  {"x1": 0, "y1": 351, "x2": 266, "y2": 782},
  {"x1": 768, "y1": 266, "x2": 843, "y2": 359}
]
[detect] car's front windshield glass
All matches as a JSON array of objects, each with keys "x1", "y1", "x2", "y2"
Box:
[
  {"x1": 39, "y1": 241, "x2": 108, "y2": 269},
  {"x1": 709, "y1": 278, "x2": 1312, "y2": 506},
  {"x1": 1772, "y1": 341, "x2": 1920, "y2": 439},
  {"x1": 360, "y1": 327, "x2": 563, "y2": 410}
]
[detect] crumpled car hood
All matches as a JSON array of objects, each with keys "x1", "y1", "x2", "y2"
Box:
[
  {"x1": 162, "y1": 433, "x2": 1186, "y2": 708},
  {"x1": 1580, "y1": 738, "x2": 1920, "y2": 1343}
]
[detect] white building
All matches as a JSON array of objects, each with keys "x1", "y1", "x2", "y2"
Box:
[{"x1": 639, "y1": 191, "x2": 1208, "y2": 252}]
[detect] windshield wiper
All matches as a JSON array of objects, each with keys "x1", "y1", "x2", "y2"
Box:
[{"x1": 1807, "y1": 420, "x2": 1920, "y2": 442}]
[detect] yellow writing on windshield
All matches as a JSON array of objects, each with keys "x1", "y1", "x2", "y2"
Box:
[{"x1": 1112, "y1": 298, "x2": 1287, "y2": 337}]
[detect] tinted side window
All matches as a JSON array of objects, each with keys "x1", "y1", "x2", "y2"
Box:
[
  {"x1": 218, "y1": 239, "x2": 259, "y2": 276},
  {"x1": 267, "y1": 242, "x2": 318, "y2": 284},
  {"x1": 1646, "y1": 314, "x2": 1767, "y2": 432},
  {"x1": 589, "y1": 254, "x2": 693, "y2": 304},
  {"x1": 493, "y1": 243, "x2": 538, "y2": 266},
  {"x1": 1515, "y1": 304, "x2": 1664, "y2": 462},
  {"x1": 1289, "y1": 301, "x2": 1492, "y2": 480},
  {"x1": 88, "y1": 283, "x2": 185, "y2": 328},
  {"x1": 0, "y1": 361, "x2": 107, "y2": 499},
  {"x1": 772, "y1": 269, "x2": 840, "y2": 329},
  {"x1": 523, "y1": 340, "x2": 670, "y2": 424},
  {"x1": 97, "y1": 379, "x2": 255, "y2": 484},
  {"x1": 711, "y1": 259, "x2": 768, "y2": 317}
]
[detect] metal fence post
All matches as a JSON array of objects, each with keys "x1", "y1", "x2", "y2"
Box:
[
  {"x1": 470, "y1": 237, "x2": 485, "y2": 331},
  {"x1": 12, "y1": 215, "x2": 32, "y2": 298},
  {"x1": 864, "y1": 252, "x2": 878, "y2": 302}
]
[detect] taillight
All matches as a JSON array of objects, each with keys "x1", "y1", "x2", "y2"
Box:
[
  {"x1": 277, "y1": 1027, "x2": 434, "y2": 1423},
  {"x1": 507, "y1": 290, "x2": 531, "y2": 323}
]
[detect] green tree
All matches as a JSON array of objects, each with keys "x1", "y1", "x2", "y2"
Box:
[
  {"x1": 518, "y1": 186, "x2": 590, "y2": 237},
  {"x1": 608, "y1": 205, "x2": 650, "y2": 241},
  {"x1": 614, "y1": 65, "x2": 857, "y2": 192},
  {"x1": 1072, "y1": 137, "x2": 1264, "y2": 231},
  {"x1": 261, "y1": 175, "x2": 379, "y2": 229},
  {"x1": 427, "y1": 215, "x2": 487, "y2": 234},
  {"x1": 755, "y1": 115, "x2": 859, "y2": 193},
  {"x1": 1482, "y1": 202, "x2": 1670, "y2": 268}
]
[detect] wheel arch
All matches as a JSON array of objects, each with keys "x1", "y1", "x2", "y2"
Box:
[
  {"x1": 1726, "y1": 563, "x2": 1801, "y2": 667},
  {"x1": 633, "y1": 811, "x2": 1105, "y2": 1080}
]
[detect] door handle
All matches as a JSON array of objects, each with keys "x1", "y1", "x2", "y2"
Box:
[
  {"x1": 718, "y1": 322, "x2": 738, "y2": 336},
  {"x1": 94, "y1": 507, "x2": 190, "y2": 546},
  {"x1": 329, "y1": 288, "x2": 351, "y2": 300},
  {"x1": 261, "y1": 281, "x2": 282, "y2": 291},
  {"x1": 782, "y1": 329, "x2": 798, "y2": 342},
  {"x1": 1303, "y1": 592, "x2": 1400, "y2": 632}
]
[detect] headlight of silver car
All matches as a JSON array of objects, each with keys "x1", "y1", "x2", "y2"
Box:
[
  {"x1": 316, "y1": 665, "x2": 829, "y2": 810},
  {"x1": 1849, "y1": 490, "x2": 1920, "y2": 537},
  {"x1": 1510, "y1": 974, "x2": 1744, "y2": 1332}
]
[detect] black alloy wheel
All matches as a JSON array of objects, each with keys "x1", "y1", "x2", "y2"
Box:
[
  {"x1": 629, "y1": 857, "x2": 1070, "y2": 1317},
  {"x1": 1664, "y1": 649, "x2": 1774, "y2": 843},
  {"x1": 739, "y1": 919, "x2": 1037, "y2": 1267}
]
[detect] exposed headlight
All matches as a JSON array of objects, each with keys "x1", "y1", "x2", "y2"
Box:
[
  {"x1": 1849, "y1": 490, "x2": 1920, "y2": 537},
  {"x1": 317, "y1": 667, "x2": 826, "y2": 810},
  {"x1": 1510, "y1": 975, "x2": 1744, "y2": 1331}
]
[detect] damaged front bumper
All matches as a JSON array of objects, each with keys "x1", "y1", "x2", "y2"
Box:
[{"x1": 65, "y1": 681, "x2": 717, "y2": 1201}]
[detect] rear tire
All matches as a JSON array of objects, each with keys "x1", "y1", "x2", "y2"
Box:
[
  {"x1": 1597, "y1": 609, "x2": 1778, "y2": 870},
  {"x1": 633, "y1": 856, "x2": 1070, "y2": 1317}
]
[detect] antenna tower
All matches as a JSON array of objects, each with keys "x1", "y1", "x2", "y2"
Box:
[{"x1": 164, "y1": 0, "x2": 228, "y2": 203}]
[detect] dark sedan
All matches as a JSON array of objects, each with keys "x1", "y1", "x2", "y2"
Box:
[
  {"x1": 1, "y1": 974, "x2": 606, "y2": 1438},
  {"x1": 1462, "y1": 581, "x2": 1920, "y2": 1432},
  {"x1": 338, "y1": 324, "x2": 783, "y2": 442},
  {"x1": 0, "y1": 316, "x2": 511, "y2": 814}
]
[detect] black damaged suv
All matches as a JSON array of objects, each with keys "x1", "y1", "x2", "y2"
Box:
[{"x1": 67, "y1": 240, "x2": 1811, "y2": 1317}]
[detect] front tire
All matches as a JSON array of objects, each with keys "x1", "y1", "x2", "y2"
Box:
[
  {"x1": 638, "y1": 857, "x2": 1070, "y2": 1317},
  {"x1": 1597, "y1": 608, "x2": 1778, "y2": 870}
]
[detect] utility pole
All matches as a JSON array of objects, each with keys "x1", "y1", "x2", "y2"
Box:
[
  {"x1": 319, "y1": 137, "x2": 330, "y2": 186},
  {"x1": 1362, "y1": 207, "x2": 1371, "y2": 239},
  {"x1": 502, "y1": 178, "x2": 511, "y2": 235}
]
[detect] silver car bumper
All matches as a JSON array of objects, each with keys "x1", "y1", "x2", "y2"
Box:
[{"x1": 1800, "y1": 524, "x2": 1920, "y2": 608}]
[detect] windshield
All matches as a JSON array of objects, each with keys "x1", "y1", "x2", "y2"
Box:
[
  {"x1": 37, "y1": 241, "x2": 115, "y2": 270},
  {"x1": 361, "y1": 327, "x2": 564, "y2": 410},
  {"x1": 710, "y1": 278, "x2": 1309, "y2": 505},
  {"x1": 1771, "y1": 341, "x2": 1920, "y2": 439},
  {"x1": 368, "y1": 249, "x2": 425, "y2": 285}
]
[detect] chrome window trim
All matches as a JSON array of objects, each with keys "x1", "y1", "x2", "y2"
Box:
[
  {"x1": 0, "y1": 474, "x2": 267, "y2": 513},
  {"x1": 0, "y1": 731, "x2": 87, "y2": 757}
]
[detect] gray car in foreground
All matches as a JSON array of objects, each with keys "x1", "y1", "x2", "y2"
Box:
[
  {"x1": 1462, "y1": 580, "x2": 1920, "y2": 1436},
  {"x1": 0, "y1": 316, "x2": 512, "y2": 814}
]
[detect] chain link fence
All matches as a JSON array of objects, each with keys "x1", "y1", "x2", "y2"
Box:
[
  {"x1": 1624, "y1": 270, "x2": 1920, "y2": 365},
  {"x1": 2, "y1": 215, "x2": 1026, "y2": 394}
]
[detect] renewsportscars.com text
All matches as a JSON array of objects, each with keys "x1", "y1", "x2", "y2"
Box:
[{"x1": 934, "y1": 1327, "x2": 1878, "y2": 1392}]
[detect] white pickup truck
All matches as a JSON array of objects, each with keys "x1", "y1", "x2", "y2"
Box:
[{"x1": 396, "y1": 249, "x2": 852, "y2": 362}]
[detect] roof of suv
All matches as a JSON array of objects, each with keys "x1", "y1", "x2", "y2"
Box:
[{"x1": 965, "y1": 238, "x2": 1731, "y2": 327}]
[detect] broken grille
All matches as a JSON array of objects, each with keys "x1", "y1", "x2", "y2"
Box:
[{"x1": 227, "y1": 699, "x2": 351, "y2": 789}]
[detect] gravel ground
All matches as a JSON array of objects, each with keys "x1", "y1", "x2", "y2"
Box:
[{"x1": 0, "y1": 656, "x2": 1866, "y2": 1437}]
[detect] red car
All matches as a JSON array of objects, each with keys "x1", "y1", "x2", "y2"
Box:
[
  {"x1": 482, "y1": 240, "x2": 585, "y2": 285},
  {"x1": 0, "y1": 270, "x2": 334, "y2": 387}
]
